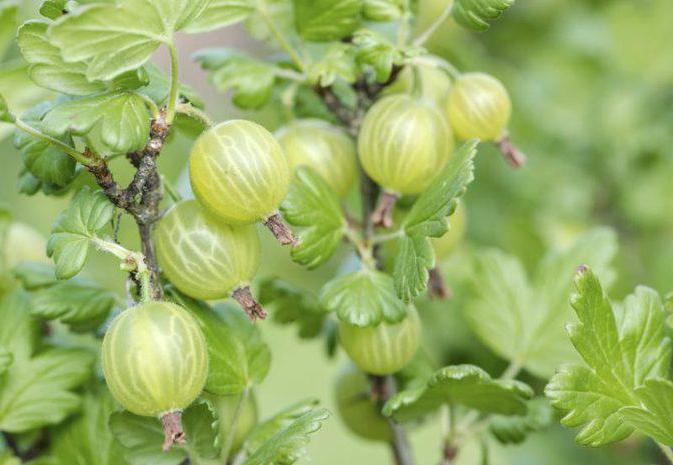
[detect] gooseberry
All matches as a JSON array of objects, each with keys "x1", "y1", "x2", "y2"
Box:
[
  {"x1": 275, "y1": 119, "x2": 357, "y2": 197},
  {"x1": 189, "y1": 120, "x2": 294, "y2": 244},
  {"x1": 446, "y1": 72, "x2": 511, "y2": 142},
  {"x1": 334, "y1": 363, "x2": 392, "y2": 442},
  {"x1": 154, "y1": 200, "x2": 266, "y2": 320},
  {"x1": 101, "y1": 301, "x2": 208, "y2": 450},
  {"x1": 339, "y1": 306, "x2": 421, "y2": 375}
]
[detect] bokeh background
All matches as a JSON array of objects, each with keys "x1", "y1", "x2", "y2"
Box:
[{"x1": 2, "y1": 0, "x2": 673, "y2": 463}]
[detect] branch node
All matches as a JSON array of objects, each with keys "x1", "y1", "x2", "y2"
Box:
[
  {"x1": 161, "y1": 411, "x2": 186, "y2": 452},
  {"x1": 371, "y1": 191, "x2": 398, "y2": 229},
  {"x1": 495, "y1": 134, "x2": 526, "y2": 168},
  {"x1": 264, "y1": 212, "x2": 297, "y2": 246},
  {"x1": 232, "y1": 286, "x2": 267, "y2": 322}
]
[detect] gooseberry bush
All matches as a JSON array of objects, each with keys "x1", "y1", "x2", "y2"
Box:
[{"x1": 1, "y1": 1, "x2": 671, "y2": 465}]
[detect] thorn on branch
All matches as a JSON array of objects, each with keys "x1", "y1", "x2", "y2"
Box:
[
  {"x1": 232, "y1": 286, "x2": 267, "y2": 322},
  {"x1": 371, "y1": 191, "x2": 398, "y2": 229},
  {"x1": 263, "y1": 212, "x2": 297, "y2": 246},
  {"x1": 494, "y1": 134, "x2": 526, "y2": 168},
  {"x1": 161, "y1": 411, "x2": 186, "y2": 452}
]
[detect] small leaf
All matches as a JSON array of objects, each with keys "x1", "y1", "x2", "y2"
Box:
[
  {"x1": 393, "y1": 140, "x2": 477, "y2": 301},
  {"x1": 384, "y1": 364, "x2": 533, "y2": 423},
  {"x1": 0, "y1": 93, "x2": 12, "y2": 122},
  {"x1": 258, "y1": 277, "x2": 329, "y2": 339},
  {"x1": 489, "y1": 398, "x2": 554, "y2": 444},
  {"x1": 619, "y1": 379, "x2": 673, "y2": 445},
  {"x1": 244, "y1": 408, "x2": 329, "y2": 465},
  {"x1": 167, "y1": 287, "x2": 271, "y2": 395},
  {"x1": 47, "y1": 187, "x2": 115, "y2": 279},
  {"x1": 49, "y1": 0, "x2": 210, "y2": 81},
  {"x1": 12, "y1": 262, "x2": 58, "y2": 290},
  {"x1": 194, "y1": 48, "x2": 275, "y2": 109},
  {"x1": 451, "y1": 0, "x2": 515, "y2": 32},
  {"x1": 39, "y1": 0, "x2": 69, "y2": 20},
  {"x1": 293, "y1": 0, "x2": 362, "y2": 42},
  {"x1": 0, "y1": 347, "x2": 94, "y2": 432},
  {"x1": 186, "y1": 0, "x2": 255, "y2": 33},
  {"x1": 320, "y1": 269, "x2": 407, "y2": 327},
  {"x1": 30, "y1": 279, "x2": 117, "y2": 331},
  {"x1": 49, "y1": 390, "x2": 129, "y2": 465},
  {"x1": 545, "y1": 269, "x2": 672, "y2": 446},
  {"x1": 352, "y1": 29, "x2": 398, "y2": 82},
  {"x1": 363, "y1": 0, "x2": 403, "y2": 21},
  {"x1": 42, "y1": 91, "x2": 150, "y2": 154},
  {"x1": 17, "y1": 20, "x2": 105, "y2": 95},
  {"x1": 280, "y1": 167, "x2": 346, "y2": 269},
  {"x1": 307, "y1": 43, "x2": 358, "y2": 87},
  {"x1": 141, "y1": 63, "x2": 204, "y2": 109}
]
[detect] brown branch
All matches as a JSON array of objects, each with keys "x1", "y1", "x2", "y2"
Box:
[{"x1": 371, "y1": 376, "x2": 416, "y2": 465}]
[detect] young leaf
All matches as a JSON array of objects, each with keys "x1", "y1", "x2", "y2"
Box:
[
  {"x1": 293, "y1": 0, "x2": 362, "y2": 42},
  {"x1": 545, "y1": 269, "x2": 672, "y2": 447},
  {"x1": 0, "y1": 61, "x2": 51, "y2": 141},
  {"x1": 467, "y1": 228, "x2": 617, "y2": 379},
  {"x1": 49, "y1": 390, "x2": 129, "y2": 465},
  {"x1": 619, "y1": 379, "x2": 673, "y2": 445},
  {"x1": 110, "y1": 401, "x2": 217, "y2": 465},
  {"x1": 42, "y1": 91, "x2": 150, "y2": 154},
  {"x1": 29, "y1": 279, "x2": 117, "y2": 331},
  {"x1": 17, "y1": 20, "x2": 105, "y2": 95},
  {"x1": 185, "y1": 0, "x2": 256, "y2": 33},
  {"x1": 167, "y1": 287, "x2": 271, "y2": 395},
  {"x1": 320, "y1": 269, "x2": 407, "y2": 327},
  {"x1": 243, "y1": 408, "x2": 329, "y2": 465},
  {"x1": 352, "y1": 29, "x2": 398, "y2": 82},
  {"x1": 0, "y1": 291, "x2": 39, "y2": 363},
  {"x1": 194, "y1": 49, "x2": 275, "y2": 109},
  {"x1": 47, "y1": 187, "x2": 116, "y2": 279},
  {"x1": 0, "y1": 347, "x2": 94, "y2": 432},
  {"x1": 489, "y1": 397, "x2": 554, "y2": 444},
  {"x1": 307, "y1": 43, "x2": 358, "y2": 87},
  {"x1": 363, "y1": 0, "x2": 403, "y2": 21},
  {"x1": 393, "y1": 140, "x2": 477, "y2": 301},
  {"x1": 451, "y1": 0, "x2": 515, "y2": 32},
  {"x1": 281, "y1": 167, "x2": 346, "y2": 269},
  {"x1": 383, "y1": 364, "x2": 533, "y2": 423},
  {"x1": 258, "y1": 277, "x2": 329, "y2": 338},
  {"x1": 49, "y1": 0, "x2": 210, "y2": 81}
]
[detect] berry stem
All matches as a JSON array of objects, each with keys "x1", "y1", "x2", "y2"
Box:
[
  {"x1": 263, "y1": 212, "x2": 297, "y2": 246},
  {"x1": 371, "y1": 191, "x2": 398, "y2": 229},
  {"x1": 494, "y1": 133, "x2": 526, "y2": 168},
  {"x1": 161, "y1": 411, "x2": 186, "y2": 452},
  {"x1": 232, "y1": 286, "x2": 267, "y2": 322},
  {"x1": 165, "y1": 42, "x2": 180, "y2": 125}
]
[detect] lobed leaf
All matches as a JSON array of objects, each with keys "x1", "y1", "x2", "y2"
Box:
[
  {"x1": 0, "y1": 347, "x2": 11, "y2": 376},
  {"x1": 451, "y1": 0, "x2": 515, "y2": 32},
  {"x1": 363, "y1": 0, "x2": 403, "y2": 21},
  {"x1": 47, "y1": 187, "x2": 116, "y2": 279},
  {"x1": 281, "y1": 167, "x2": 346, "y2": 269},
  {"x1": 489, "y1": 397, "x2": 554, "y2": 444},
  {"x1": 384, "y1": 364, "x2": 533, "y2": 423},
  {"x1": 619, "y1": 379, "x2": 673, "y2": 445},
  {"x1": 320, "y1": 269, "x2": 407, "y2": 327},
  {"x1": 293, "y1": 0, "x2": 362, "y2": 42},
  {"x1": 186, "y1": 0, "x2": 256, "y2": 33},
  {"x1": 545, "y1": 269, "x2": 672, "y2": 446}
]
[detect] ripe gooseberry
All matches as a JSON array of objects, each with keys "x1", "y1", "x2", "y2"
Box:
[
  {"x1": 359, "y1": 94, "x2": 454, "y2": 227},
  {"x1": 101, "y1": 301, "x2": 208, "y2": 450},
  {"x1": 203, "y1": 392, "x2": 258, "y2": 454},
  {"x1": 154, "y1": 200, "x2": 266, "y2": 320},
  {"x1": 275, "y1": 119, "x2": 357, "y2": 197},
  {"x1": 334, "y1": 363, "x2": 392, "y2": 442},
  {"x1": 339, "y1": 306, "x2": 421, "y2": 375},
  {"x1": 189, "y1": 120, "x2": 295, "y2": 245}
]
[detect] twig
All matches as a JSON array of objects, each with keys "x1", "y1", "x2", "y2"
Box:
[{"x1": 371, "y1": 376, "x2": 416, "y2": 465}]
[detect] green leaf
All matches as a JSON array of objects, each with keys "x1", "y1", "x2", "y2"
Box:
[
  {"x1": 0, "y1": 291, "x2": 39, "y2": 363},
  {"x1": 0, "y1": 452, "x2": 20, "y2": 465},
  {"x1": 12, "y1": 262, "x2": 58, "y2": 290},
  {"x1": 489, "y1": 398, "x2": 554, "y2": 445},
  {"x1": 0, "y1": 2, "x2": 18, "y2": 58},
  {"x1": 545, "y1": 269, "x2": 672, "y2": 446},
  {"x1": 30, "y1": 279, "x2": 117, "y2": 331},
  {"x1": 306, "y1": 43, "x2": 358, "y2": 87},
  {"x1": 0, "y1": 348, "x2": 11, "y2": 376},
  {"x1": 393, "y1": 140, "x2": 477, "y2": 302},
  {"x1": 17, "y1": 20, "x2": 106, "y2": 95},
  {"x1": 467, "y1": 228, "x2": 617, "y2": 379},
  {"x1": 243, "y1": 408, "x2": 329, "y2": 465},
  {"x1": 167, "y1": 287, "x2": 271, "y2": 395},
  {"x1": 49, "y1": 390, "x2": 129, "y2": 465},
  {"x1": 194, "y1": 48, "x2": 275, "y2": 109},
  {"x1": 49, "y1": 0, "x2": 210, "y2": 81},
  {"x1": 619, "y1": 379, "x2": 673, "y2": 446},
  {"x1": 280, "y1": 167, "x2": 346, "y2": 269},
  {"x1": 0, "y1": 347, "x2": 94, "y2": 432},
  {"x1": 140, "y1": 63, "x2": 204, "y2": 109},
  {"x1": 110, "y1": 401, "x2": 216, "y2": 465},
  {"x1": 42, "y1": 91, "x2": 150, "y2": 154},
  {"x1": 0, "y1": 93, "x2": 11, "y2": 122},
  {"x1": 352, "y1": 29, "x2": 398, "y2": 82},
  {"x1": 383, "y1": 364, "x2": 533, "y2": 423},
  {"x1": 258, "y1": 277, "x2": 329, "y2": 339},
  {"x1": 293, "y1": 0, "x2": 362, "y2": 42},
  {"x1": 363, "y1": 0, "x2": 403, "y2": 21},
  {"x1": 186, "y1": 0, "x2": 256, "y2": 33},
  {"x1": 47, "y1": 187, "x2": 115, "y2": 279},
  {"x1": 451, "y1": 0, "x2": 515, "y2": 32},
  {"x1": 320, "y1": 269, "x2": 407, "y2": 327},
  {"x1": 39, "y1": 0, "x2": 69, "y2": 20}
]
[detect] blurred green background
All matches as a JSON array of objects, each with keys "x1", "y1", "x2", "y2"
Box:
[{"x1": 2, "y1": 0, "x2": 673, "y2": 463}]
